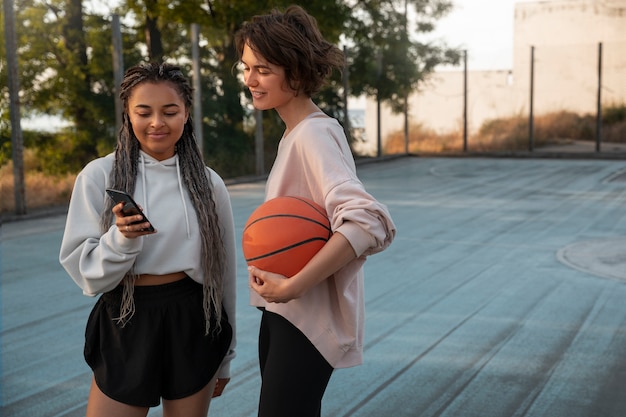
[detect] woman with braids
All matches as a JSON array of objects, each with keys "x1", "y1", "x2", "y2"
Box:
[
  {"x1": 59, "y1": 62, "x2": 236, "y2": 417},
  {"x1": 235, "y1": 6, "x2": 395, "y2": 417}
]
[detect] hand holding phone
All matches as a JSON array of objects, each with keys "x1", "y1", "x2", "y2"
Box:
[{"x1": 106, "y1": 189, "x2": 156, "y2": 232}]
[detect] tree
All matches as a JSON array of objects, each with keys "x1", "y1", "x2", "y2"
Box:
[
  {"x1": 114, "y1": 0, "x2": 351, "y2": 175},
  {"x1": 346, "y1": 0, "x2": 461, "y2": 113},
  {"x1": 1, "y1": 0, "x2": 458, "y2": 178},
  {"x1": 122, "y1": 0, "x2": 215, "y2": 61},
  {"x1": 3, "y1": 0, "x2": 120, "y2": 172},
  {"x1": 197, "y1": 0, "x2": 351, "y2": 174},
  {"x1": 0, "y1": 3, "x2": 10, "y2": 166}
]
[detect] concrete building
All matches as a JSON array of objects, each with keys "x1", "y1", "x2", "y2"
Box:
[{"x1": 359, "y1": 0, "x2": 626, "y2": 156}]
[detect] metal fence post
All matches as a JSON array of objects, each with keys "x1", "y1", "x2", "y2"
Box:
[
  {"x1": 463, "y1": 50, "x2": 468, "y2": 152},
  {"x1": 3, "y1": 0, "x2": 26, "y2": 215},
  {"x1": 529, "y1": 46, "x2": 535, "y2": 152},
  {"x1": 596, "y1": 42, "x2": 602, "y2": 152}
]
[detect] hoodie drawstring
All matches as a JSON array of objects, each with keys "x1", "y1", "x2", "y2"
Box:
[
  {"x1": 139, "y1": 152, "x2": 191, "y2": 238},
  {"x1": 140, "y1": 153, "x2": 148, "y2": 217}
]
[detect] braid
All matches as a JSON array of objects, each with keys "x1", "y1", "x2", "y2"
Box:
[
  {"x1": 177, "y1": 124, "x2": 226, "y2": 334},
  {"x1": 100, "y1": 112, "x2": 139, "y2": 232},
  {"x1": 100, "y1": 62, "x2": 225, "y2": 333}
]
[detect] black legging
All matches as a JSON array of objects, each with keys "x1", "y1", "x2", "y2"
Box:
[{"x1": 258, "y1": 309, "x2": 334, "y2": 417}]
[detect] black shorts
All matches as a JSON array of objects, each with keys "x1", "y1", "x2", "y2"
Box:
[{"x1": 84, "y1": 277, "x2": 232, "y2": 407}]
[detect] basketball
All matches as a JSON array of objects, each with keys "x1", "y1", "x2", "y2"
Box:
[{"x1": 242, "y1": 196, "x2": 332, "y2": 277}]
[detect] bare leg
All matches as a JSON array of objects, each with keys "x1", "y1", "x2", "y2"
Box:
[
  {"x1": 86, "y1": 376, "x2": 149, "y2": 417},
  {"x1": 162, "y1": 378, "x2": 218, "y2": 417}
]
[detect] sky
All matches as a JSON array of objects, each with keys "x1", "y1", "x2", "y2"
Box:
[{"x1": 428, "y1": 0, "x2": 523, "y2": 70}]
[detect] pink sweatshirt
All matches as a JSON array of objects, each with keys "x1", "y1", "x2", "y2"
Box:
[{"x1": 250, "y1": 112, "x2": 396, "y2": 368}]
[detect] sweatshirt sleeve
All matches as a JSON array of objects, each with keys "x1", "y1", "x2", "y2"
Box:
[
  {"x1": 327, "y1": 181, "x2": 396, "y2": 258},
  {"x1": 298, "y1": 121, "x2": 396, "y2": 258},
  {"x1": 210, "y1": 170, "x2": 238, "y2": 379},
  {"x1": 59, "y1": 169, "x2": 143, "y2": 296}
]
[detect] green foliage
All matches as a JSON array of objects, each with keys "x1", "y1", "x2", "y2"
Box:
[
  {"x1": 193, "y1": 0, "x2": 351, "y2": 176},
  {"x1": 0, "y1": 110, "x2": 9, "y2": 166},
  {"x1": 7, "y1": 0, "x2": 118, "y2": 171},
  {"x1": 346, "y1": 0, "x2": 461, "y2": 113},
  {"x1": 3, "y1": 0, "x2": 460, "y2": 178},
  {"x1": 0, "y1": 8, "x2": 6, "y2": 101},
  {"x1": 603, "y1": 103, "x2": 626, "y2": 124}
]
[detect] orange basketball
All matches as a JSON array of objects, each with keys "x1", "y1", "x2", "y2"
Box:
[{"x1": 242, "y1": 196, "x2": 332, "y2": 277}]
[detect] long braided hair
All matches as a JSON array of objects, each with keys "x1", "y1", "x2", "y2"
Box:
[{"x1": 99, "y1": 62, "x2": 225, "y2": 334}]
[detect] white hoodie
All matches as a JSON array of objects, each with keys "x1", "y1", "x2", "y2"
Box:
[{"x1": 59, "y1": 150, "x2": 237, "y2": 378}]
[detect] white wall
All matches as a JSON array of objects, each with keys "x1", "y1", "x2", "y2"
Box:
[
  {"x1": 513, "y1": 0, "x2": 626, "y2": 114},
  {"x1": 360, "y1": 0, "x2": 626, "y2": 155}
]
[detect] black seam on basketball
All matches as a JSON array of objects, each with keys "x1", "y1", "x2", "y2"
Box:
[
  {"x1": 245, "y1": 237, "x2": 328, "y2": 262},
  {"x1": 244, "y1": 214, "x2": 331, "y2": 232},
  {"x1": 285, "y1": 196, "x2": 328, "y2": 218}
]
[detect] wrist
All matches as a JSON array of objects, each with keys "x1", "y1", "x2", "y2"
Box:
[{"x1": 286, "y1": 273, "x2": 309, "y2": 299}]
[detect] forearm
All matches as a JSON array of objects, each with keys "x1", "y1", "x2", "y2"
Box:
[{"x1": 288, "y1": 232, "x2": 356, "y2": 297}]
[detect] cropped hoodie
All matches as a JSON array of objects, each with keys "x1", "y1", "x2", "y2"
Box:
[
  {"x1": 59, "y1": 151, "x2": 237, "y2": 378},
  {"x1": 251, "y1": 112, "x2": 396, "y2": 369}
]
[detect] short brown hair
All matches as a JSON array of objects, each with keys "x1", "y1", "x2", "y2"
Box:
[{"x1": 235, "y1": 5, "x2": 344, "y2": 97}]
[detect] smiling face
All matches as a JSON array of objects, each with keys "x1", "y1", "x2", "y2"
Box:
[
  {"x1": 241, "y1": 43, "x2": 296, "y2": 112},
  {"x1": 127, "y1": 81, "x2": 188, "y2": 160}
]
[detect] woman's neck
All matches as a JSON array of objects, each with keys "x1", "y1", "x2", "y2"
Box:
[{"x1": 277, "y1": 96, "x2": 321, "y2": 136}]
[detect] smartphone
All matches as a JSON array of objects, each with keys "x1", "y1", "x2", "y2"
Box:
[{"x1": 105, "y1": 189, "x2": 155, "y2": 232}]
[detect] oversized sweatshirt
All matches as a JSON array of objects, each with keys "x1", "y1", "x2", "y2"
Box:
[
  {"x1": 251, "y1": 111, "x2": 396, "y2": 369},
  {"x1": 59, "y1": 151, "x2": 237, "y2": 379}
]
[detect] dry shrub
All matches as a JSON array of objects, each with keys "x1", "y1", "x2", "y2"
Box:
[
  {"x1": 384, "y1": 124, "x2": 463, "y2": 154},
  {"x1": 383, "y1": 108, "x2": 624, "y2": 155},
  {"x1": 1, "y1": 153, "x2": 75, "y2": 213},
  {"x1": 604, "y1": 121, "x2": 626, "y2": 143},
  {"x1": 473, "y1": 116, "x2": 528, "y2": 151},
  {"x1": 534, "y1": 111, "x2": 593, "y2": 142}
]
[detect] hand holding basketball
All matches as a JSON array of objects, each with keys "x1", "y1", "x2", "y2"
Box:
[{"x1": 247, "y1": 265, "x2": 300, "y2": 303}]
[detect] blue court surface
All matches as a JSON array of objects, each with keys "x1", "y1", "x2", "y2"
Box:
[{"x1": 2, "y1": 156, "x2": 626, "y2": 417}]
